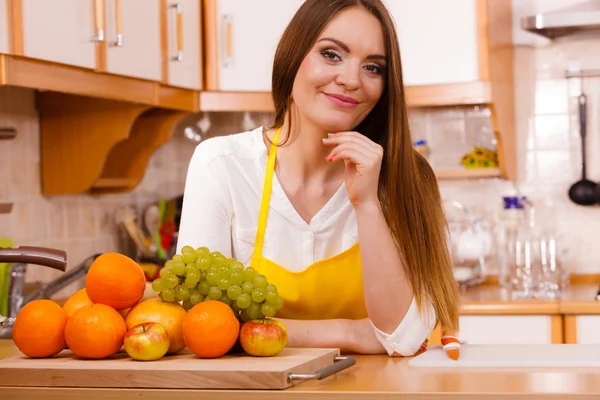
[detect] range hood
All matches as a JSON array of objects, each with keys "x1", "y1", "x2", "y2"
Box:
[{"x1": 521, "y1": 1, "x2": 600, "y2": 39}]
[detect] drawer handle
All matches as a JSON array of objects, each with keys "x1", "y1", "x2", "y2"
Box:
[
  {"x1": 108, "y1": 0, "x2": 123, "y2": 47},
  {"x1": 221, "y1": 13, "x2": 233, "y2": 68},
  {"x1": 170, "y1": 3, "x2": 184, "y2": 61},
  {"x1": 90, "y1": 0, "x2": 104, "y2": 42}
]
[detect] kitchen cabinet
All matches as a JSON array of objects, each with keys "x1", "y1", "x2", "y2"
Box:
[
  {"x1": 383, "y1": 0, "x2": 479, "y2": 86},
  {"x1": 458, "y1": 315, "x2": 560, "y2": 345},
  {"x1": 204, "y1": 0, "x2": 305, "y2": 91},
  {"x1": 565, "y1": 315, "x2": 600, "y2": 344},
  {"x1": 21, "y1": 0, "x2": 99, "y2": 69},
  {"x1": 165, "y1": 0, "x2": 203, "y2": 90},
  {"x1": 104, "y1": 0, "x2": 162, "y2": 82},
  {"x1": 0, "y1": 0, "x2": 9, "y2": 54}
]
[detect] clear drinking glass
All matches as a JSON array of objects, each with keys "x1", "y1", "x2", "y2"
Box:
[{"x1": 507, "y1": 230, "x2": 566, "y2": 300}]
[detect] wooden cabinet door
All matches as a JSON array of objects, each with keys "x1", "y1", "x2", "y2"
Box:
[
  {"x1": 166, "y1": 0, "x2": 202, "y2": 90},
  {"x1": 383, "y1": 0, "x2": 480, "y2": 86},
  {"x1": 210, "y1": 0, "x2": 305, "y2": 91},
  {"x1": 0, "y1": 0, "x2": 9, "y2": 54},
  {"x1": 458, "y1": 315, "x2": 555, "y2": 345},
  {"x1": 21, "y1": 0, "x2": 99, "y2": 69},
  {"x1": 104, "y1": 0, "x2": 162, "y2": 81}
]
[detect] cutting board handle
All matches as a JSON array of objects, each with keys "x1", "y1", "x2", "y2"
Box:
[{"x1": 288, "y1": 355, "x2": 356, "y2": 382}]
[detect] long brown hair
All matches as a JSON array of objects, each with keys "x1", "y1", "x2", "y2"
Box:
[{"x1": 270, "y1": 0, "x2": 460, "y2": 334}]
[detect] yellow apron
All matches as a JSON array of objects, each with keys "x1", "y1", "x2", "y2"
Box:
[{"x1": 250, "y1": 127, "x2": 368, "y2": 320}]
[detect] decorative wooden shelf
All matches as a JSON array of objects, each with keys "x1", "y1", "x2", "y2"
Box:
[
  {"x1": 406, "y1": 81, "x2": 492, "y2": 107},
  {"x1": 435, "y1": 168, "x2": 501, "y2": 180},
  {"x1": 38, "y1": 92, "x2": 188, "y2": 195},
  {"x1": 199, "y1": 91, "x2": 274, "y2": 112},
  {"x1": 0, "y1": 55, "x2": 198, "y2": 112}
]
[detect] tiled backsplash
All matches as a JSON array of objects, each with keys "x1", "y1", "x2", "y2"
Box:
[
  {"x1": 2, "y1": 28, "x2": 600, "y2": 298},
  {"x1": 438, "y1": 34, "x2": 600, "y2": 276}
]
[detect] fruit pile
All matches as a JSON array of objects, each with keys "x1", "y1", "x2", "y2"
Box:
[
  {"x1": 151, "y1": 246, "x2": 284, "y2": 321},
  {"x1": 11, "y1": 251, "x2": 288, "y2": 362}
]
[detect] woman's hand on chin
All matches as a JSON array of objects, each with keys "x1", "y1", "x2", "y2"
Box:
[{"x1": 323, "y1": 131, "x2": 383, "y2": 209}]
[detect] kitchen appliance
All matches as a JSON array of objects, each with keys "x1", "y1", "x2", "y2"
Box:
[
  {"x1": 409, "y1": 344, "x2": 600, "y2": 368},
  {"x1": 568, "y1": 93, "x2": 597, "y2": 206},
  {"x1": 521, "y1": 1, "x2": 600, "y2": 40},
  {"x1": 0, "y1": 348, "x2": 355, "y2": 390}
]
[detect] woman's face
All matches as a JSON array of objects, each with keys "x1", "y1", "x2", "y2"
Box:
[{"x1": 291, "y1": 6, "x2": 387, "y2": 133}]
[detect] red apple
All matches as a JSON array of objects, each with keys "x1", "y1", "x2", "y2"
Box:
[
  {"x1": 239, "y1": 318, "x2": 288, "y2": 357},
  {"x1": 124, "y1": 322, "x2": 170, "y2": 361}
]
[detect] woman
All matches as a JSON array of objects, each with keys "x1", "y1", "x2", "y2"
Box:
[{"x1": 177, "y1": 0, "x2": 460, "y2": 357}]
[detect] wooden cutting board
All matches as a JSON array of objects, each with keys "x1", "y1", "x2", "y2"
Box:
[
  {"x1": 0, "y1": 347, "x2": 354, "y2": 390},
  {"x1": 409, "y1": 344, "x2": 600, "y2": 368}
]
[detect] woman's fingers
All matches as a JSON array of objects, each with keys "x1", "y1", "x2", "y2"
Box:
[{"x1": 323, "y1": 131, "x2": 382, "y2": 153}]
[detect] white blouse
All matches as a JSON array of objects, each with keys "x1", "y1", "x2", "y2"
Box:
[{"x1": 176, "y1": 126, "x2": 436, "y2": 356}]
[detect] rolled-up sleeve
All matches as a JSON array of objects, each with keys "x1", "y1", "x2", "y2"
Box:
[{"x1": 370, "y1": 296, "x2": 436, "y2": 356}]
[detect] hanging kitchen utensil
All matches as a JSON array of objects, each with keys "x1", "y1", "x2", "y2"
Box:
[{"x1": 568, "y1": 93, "x2": 597, "y2": 206}]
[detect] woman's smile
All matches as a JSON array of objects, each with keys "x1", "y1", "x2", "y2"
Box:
[{"x1": 322, "y1": 92, "x2": 360, "y2": 109}]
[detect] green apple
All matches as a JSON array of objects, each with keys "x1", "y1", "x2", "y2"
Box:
[
  {"x1": 124, "y1": 322, "x2": 170, "y2": 361},
  {"x1": 239, "y1": 318, "x2": 288, "y2": 357}
]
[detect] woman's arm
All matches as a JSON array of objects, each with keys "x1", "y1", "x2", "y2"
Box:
[
  {"x1": 276, "y1": 318, "x2": 387, "y2": 355},
  {"x1": 324, "y1": 132, "x2": 434, "y2": 355},
  {"x1": 354, "y1": 201, "x2": 414, "y2": 334},
  {"x1": 322, "y1": 134, "x2": 415, "y2": 332}
]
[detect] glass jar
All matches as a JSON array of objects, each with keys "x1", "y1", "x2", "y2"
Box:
[{"x1": 444, "y1": 200, "x2": 494, "y2": 289}]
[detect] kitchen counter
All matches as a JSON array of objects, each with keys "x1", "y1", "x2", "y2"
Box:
[
  {"x1": 2, "y1": 339, "x2": 599, "y2": 399},
  {"x1": 457, "y1": 283, "x2": 600, "y2": 315}
]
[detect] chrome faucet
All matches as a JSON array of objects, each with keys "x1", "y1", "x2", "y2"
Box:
[{"x1": 0, "y1": 246, "x2": 101, "y2": 339}]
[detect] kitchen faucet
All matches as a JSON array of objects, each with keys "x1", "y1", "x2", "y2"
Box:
[{"x1": 0, "y1": 246, "x2": 102, "y2": 339}]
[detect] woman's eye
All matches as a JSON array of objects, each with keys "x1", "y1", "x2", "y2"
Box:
[
  {"x1": 321, "y1": 49, "x2": 341, "y2": 61},
  {"x1": 364, "y1": 64, "x2": 384, "y2": 74}
]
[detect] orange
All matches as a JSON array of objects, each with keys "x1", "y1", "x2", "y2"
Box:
[
  {"x1": 12, "y1": 299, "x2": 68, "y2": 358},
  {"x1": 182, "y1": 300, "x2": 239, "y2": 358},
  {"x1": 125, "y1": 298, "x2": 187, "y2": 354},
  {"x1": 64, "y1": 303, "x2": 127, "y2": 359},
  {"x1": 85, "y1": 252, "x2": 146, "y2": 311},
  {"x1": 62, "y1": 288, "x2": 93, "y2": 317}
]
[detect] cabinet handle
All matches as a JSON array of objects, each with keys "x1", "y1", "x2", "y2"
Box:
[
  {"x1": 221, "y1": 14, "x2": 233, "y2": 68},
  {"x1": 109, "y1": 0, "x2": 123, "y2": 47},
  {"x1": 90, "y1": 0, "x2": 104, "y2": 42},
  {"x1": 170, "y1": 3, "x2": 184, "y2": 61}
]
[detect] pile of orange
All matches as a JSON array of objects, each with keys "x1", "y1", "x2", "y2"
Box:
[
  {"x1": 12, "y1": 252, "x2": 241, "y2": 360},
  {"x1": 12, "y1": 253, "x2": 148, "y2": 359}
]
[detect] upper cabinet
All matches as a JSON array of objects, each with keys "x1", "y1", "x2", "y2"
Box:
[
  {"x1": 21, "y1": 0, "x2": 98, "y2": 69},
  {"x1": 0, "y1": 0, "x2": 10, "y2": 54},
  {"x1": 166, "y1": 0, "x2": 203, "y2": 90},
  {"x1": 204, "y1": 0, "x2": 304, "y2": 91},
  {"x1": 11, "y1": 0, "x2": 202, "y2": 86},
  {"x1": 104, "y1": 0, "x2": 162, "y2": 82},
  {"x1": 384, "y1": 0, "x2": 480, "y2": 86}
]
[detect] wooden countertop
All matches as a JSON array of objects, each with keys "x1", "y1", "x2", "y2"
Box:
[{"x1": 2, "y1": 340, "x2": 600, "y2": 399}]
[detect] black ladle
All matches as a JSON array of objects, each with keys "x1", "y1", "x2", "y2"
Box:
[{"x1": 568, "y1": 93, "x2": 597, "y2": 206}]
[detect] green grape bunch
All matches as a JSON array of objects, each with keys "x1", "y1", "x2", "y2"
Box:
[{"x1": 150, "y1": 245, "x2": 284, "y2": 321}]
